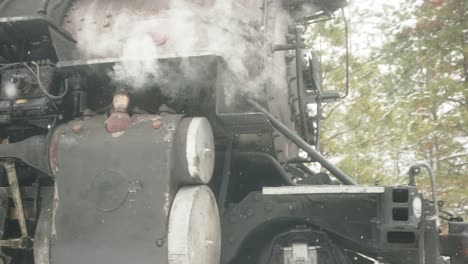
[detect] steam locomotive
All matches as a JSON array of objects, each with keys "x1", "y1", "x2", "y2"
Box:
[{"x1": 0, "y1": 0, "x2": 465, "y2": 263}]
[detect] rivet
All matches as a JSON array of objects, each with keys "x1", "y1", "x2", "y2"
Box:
[
  {"x1": 289, "y1": 203, "x2": 297, "y2": 211},
  {"x1": 152, "y1": 120, "x2": 162, "y2": 129},
  {"x1": 246, "y1": 208, "x2": 254, "y2": 217},
  {"x1": 72, "y1": 124, "x2": 82, "y2": 133}
]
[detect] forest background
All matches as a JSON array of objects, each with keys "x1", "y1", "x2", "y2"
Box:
[{"x1": 307, "y1": 0, "x2": 467, "y2": 221}]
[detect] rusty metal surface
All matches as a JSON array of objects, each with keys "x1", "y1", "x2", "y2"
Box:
[{"x1": 50, "y1": 114, "x2": 185, "y2": 264}]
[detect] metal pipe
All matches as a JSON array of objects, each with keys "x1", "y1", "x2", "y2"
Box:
[
  {"x1": 234, "y1": 152, "x2": 296, "y2": 186},
  {"x1": 311, "y1": 57, "x2": 323, "y2": 151},
  {"x1": 248, "y1": 99, "x2": 357, "y2": 185},
  {"x1": 315, "y1": 97, "x2": 322, "y2": 152},
  {"x1": 37, "y1": 0, "x2": 51, "y2": 14},
  {"x1": 339, "y1": 8, "x2": 350, "y2": 99},
  {"x1": 284, "y1": 157, "x2": 312, "y2": 164},
  {"x1": 294, "y1": 25, "x2": 310, "y2": 143},
  {"x1": 272, "y1": 43, "x2": 306, "y2": 52},
  {"x1": 272, "y1": 44, "x2": 296, "y2": 51},
  {"x1": 217, "y1": 138, "x2": 233, "y2": 217},
  {"x1": 0, "y1": 0, "x2": 13, "y2": 12}
]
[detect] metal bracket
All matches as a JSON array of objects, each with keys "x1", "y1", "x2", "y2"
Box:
[{"x1": 283, "y1": 243, "x2": 319, "y2": 264}]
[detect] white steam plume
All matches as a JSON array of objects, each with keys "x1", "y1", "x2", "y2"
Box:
[{"x1": 70, "y1": 0, "x2": 267, "y2": 101}]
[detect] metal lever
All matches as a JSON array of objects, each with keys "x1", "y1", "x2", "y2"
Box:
[
  {"x1": 0, "y1": 161, "x2": 33, "y2": 250},
  {"x1": 4, "y1": 161, "x2": 28, "y2": 238}
]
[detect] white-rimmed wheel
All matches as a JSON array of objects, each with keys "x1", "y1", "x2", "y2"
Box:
[{"x1": 168, "y1": 185, "x2": 221, "y2": 264}]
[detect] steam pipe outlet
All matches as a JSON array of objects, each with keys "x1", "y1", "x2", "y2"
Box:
[
  {"x1": 248, "y1": 99, "x2": 357, "y2": 185},
  {"x1": 105, "y1": 88, "x2": 131, "y2": 134}
]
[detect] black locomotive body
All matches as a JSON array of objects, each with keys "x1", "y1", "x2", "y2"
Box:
[{"x1": 0, "y1": 0, "x2": 465, "y2": 264}]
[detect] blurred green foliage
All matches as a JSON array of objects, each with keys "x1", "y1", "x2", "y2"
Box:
[{"x1": 306, "y1": 0, "x2": 467, "y2": 219}]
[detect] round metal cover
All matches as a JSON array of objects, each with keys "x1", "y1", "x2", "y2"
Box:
[
  {"x1": 185, "y1": 117, "x2": 215, "y2": 184},
  {"x1": 168, "y1": 185, "x2": 221, "y2": 264},
  {"x1": 90, "y1": 170, "x2": 129, "y2": 212}
]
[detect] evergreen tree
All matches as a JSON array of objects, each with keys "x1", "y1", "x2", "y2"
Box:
[{"x1": 306, "y1": 0, "x2": 467, "y2": 216}]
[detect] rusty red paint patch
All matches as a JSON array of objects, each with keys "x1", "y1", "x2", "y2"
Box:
[
  {"x1": 72, "y1": 123, "x2": 83, "y2": 133},
  {"x1": 152, "y1": 120, "x2": 163, "y2": 129},
  {"x1": 147, "y1": 32, "x2": 168, "y2": 46},
  {"x1": 105, "y1": 112, "x2": 132, "y2": 134}
]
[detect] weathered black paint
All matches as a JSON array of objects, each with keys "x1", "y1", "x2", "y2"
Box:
[{"x1": 50, "y1": 114, "x2": 184, "y2": 264}]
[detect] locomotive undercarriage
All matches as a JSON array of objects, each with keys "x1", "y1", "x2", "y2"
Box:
[{"x1": 0, "y1": 0, "x2": 466, "y2": 264}]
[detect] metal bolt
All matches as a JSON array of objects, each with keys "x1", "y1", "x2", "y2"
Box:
[
  {"x1": 72, "y1": 124, "x2": 82, "y2": 133},
  {"x1": 246, "y1": 208, "x2": 254, "y2": 217},
  {"x1": 156, "y1": 238, "x2": 164, "y2": 247},
  {"x1": 289, "y1": 203, "x2": 297, "y2": 211},
  {"x1": 203, "y1": 148, "x2": 212, "y2": 159},
  {"x1": 253, "y1": 193, "x2": 261, "y2": 201}
]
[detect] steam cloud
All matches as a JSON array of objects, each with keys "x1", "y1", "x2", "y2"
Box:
[{"x1": 71, "y1": 0, "x2": 268, "y2": 101}]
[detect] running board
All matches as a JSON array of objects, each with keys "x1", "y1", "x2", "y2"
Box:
[{"x1": 262, "y1": 185, "x2": 385, "y2": 195}]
